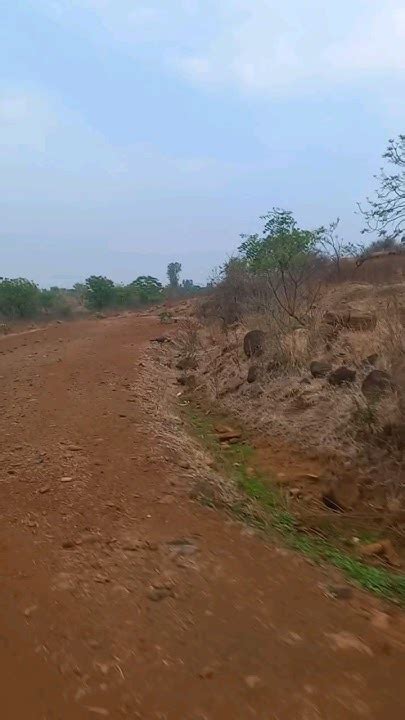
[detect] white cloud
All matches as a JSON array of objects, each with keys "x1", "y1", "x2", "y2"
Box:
[
  {"x1": 178, "y1": 1, "x2": 405, "y2": 94},
  {"x1": 35, "y1": 0, "x2": 405, "y2": 95}
]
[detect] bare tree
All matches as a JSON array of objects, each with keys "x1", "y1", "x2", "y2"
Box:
[
  {"x1": 317, "y1": 219, "x2": 363, "y2": 275},
  {"x1": 359, "y1": 135, "x2": 405, "y2": 242}
]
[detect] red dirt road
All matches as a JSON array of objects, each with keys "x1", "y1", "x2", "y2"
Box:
[{"x1": 0, "y1": 314, "x2": 404, "y2": 719}]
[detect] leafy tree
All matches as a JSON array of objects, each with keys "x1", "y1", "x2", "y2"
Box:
[
  {"x1": 167, "y1": 262, "x2": 182, "y2": 288},
  {"x1": 238, "y1": 208, "x2": 321, "y2": 272},
  {"x1": 84, "y1": 275, "x2": 115, "y2": 310},
  {"x1": 72, "y1": 282, "x2": 87, "y2": 304},
  {"x1": 0, "y1": 278, "x2": 41, "y2": 318},
  {"x1": 237, "y1": 209, "x2": 324, "y2": 324},
  {"x1": 130, "y1": 276, "x2": 162, "y2": 304},
  {"x1": 360, "y1": 135, "x2": 405, "y2": 241},
  {"x1": 114, "y1": 284, "x2": 137, "y2": 308}
]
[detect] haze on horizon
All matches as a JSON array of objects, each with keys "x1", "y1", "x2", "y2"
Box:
[{"x1": 1, "y1": 1, "x2": 404, "y2": 287}]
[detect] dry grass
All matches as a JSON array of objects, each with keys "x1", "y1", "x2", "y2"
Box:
[{"x1": 193, "y1": 279, "x2": 405, "y2": 510}]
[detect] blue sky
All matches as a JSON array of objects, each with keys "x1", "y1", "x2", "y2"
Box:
[{"x1": 1, "y1": 1, "x2": 404, "y2": 287}]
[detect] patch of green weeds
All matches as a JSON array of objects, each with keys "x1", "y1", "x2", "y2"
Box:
[{"x1": 185, "y1": 405, "x2": 405, "y2": 603}]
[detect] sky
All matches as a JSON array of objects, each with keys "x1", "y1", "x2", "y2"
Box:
[{"x1": 1, "y1": 1, "x2": 404, "y2": 287}]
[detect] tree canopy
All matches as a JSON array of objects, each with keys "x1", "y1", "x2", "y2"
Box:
[{"x1": 167, "y1": 262, "x2": 182, "y2": 288}]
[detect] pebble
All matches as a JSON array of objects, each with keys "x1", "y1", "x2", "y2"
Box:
[
  {"x1": 245, "y1": 675, "x2": 262, "y2": 689},
  {"x1": 328, "y1": 585, "x2": 353, "y2": 600},
  {"x1": 85, "y1": 707, "x2": 109, "y2": 716},
  {"x1": 147, "y1": 587, "x2": 174, "y2": 602},
  {"x1": 24, "y1": 605, "x2": 38, "y2": 618},
  {"x1": 62, "y1": 540, "x2": 76, "y2": 549}
]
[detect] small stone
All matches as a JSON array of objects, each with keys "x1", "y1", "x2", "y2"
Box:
[
  {"x1": 121, "y1": 537, "x2": 142, "y2": 551},
  {"x1": 85, "y1": 708, "x2": 109, "y2": 717},
  {"x1": 147, "y1": 587, "x2": 173, "y2": 602},
  {"x1": 62, "y1": 540, "x2": 76, "y2": 549},
  {"x1": 289, "y1": 487, "x2": 301, "y2": 498},
  {"x1": 178, "y1": 460, "x2": 191, "y2": 469},
  {"x1": 364, "y1": 353, "x2": 379, "y2": 366},
  {"x1": 362, "y1": 369, "x2": 394, "y2": 400},
  {"x1": 359, "y1": 539, "x2": 401, "y2": 567},
  {"x1": 245, "y1": 675, "x2": 262, "y2": 689},
  {"x1": 167, "y1": 539, "x2": 198, "y2": 556},
  {"x1": 60, "y1": 477, "x2": 74, "y2": 483},
  {"x1": 328, "y1": 585, "x2": 353, "y2": 600},
  {"x1": 326, "y1": 631, "x2": 373, "y2": 656},
  {"x1": 322, "y1": 473, "x2": 359, "y2": 511},
  {"x1": 370, "y1": 610, "x2": 391, "y2": 631},
  {"x1": 24, "y1": 605, "x2": 38, "y2": 618},
  {"x1": 217, "y1": 429, "x2": 242, "y2": 442},
  {"x1": 247, "y1": 365, "x2": 258, "y2": 383},
  {"x1": 243, "y1": 330, "x2": 265, "y2": 358},
  {"x1": 94, "y1": 574, "x2": 110, "y2": 584},
  {"x1": 310, "y1": 360, "x2": 332, "y2": 378},
  {"x1": 199, "y1": 666, "x2": 214, "y2": 679},
  {"x1": 39, "y1": 485, "x2": 51, "y2": 494}
]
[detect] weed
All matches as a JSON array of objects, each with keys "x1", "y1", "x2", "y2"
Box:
[{"x1": 185, "y1": 405, "x2": 405, "y2": 603}]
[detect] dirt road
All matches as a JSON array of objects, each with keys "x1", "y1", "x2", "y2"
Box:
[{"x1": 0, "y1": 314, "x2": 404, "y2": 719}]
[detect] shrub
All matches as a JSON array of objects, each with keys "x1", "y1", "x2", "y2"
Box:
[
  {"x1": 40, "y1": 288, "x2": 73, "y2": 317},
  {"x1": 0, "y1": 278, "x2": 41, "y2": 318}
]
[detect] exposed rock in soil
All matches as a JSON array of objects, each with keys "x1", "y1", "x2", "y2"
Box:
[
  {"x1": 361, "y1": 369, "x2": 395, "y2": 400},
  {"x1": 363, "y1": 353, "x2": 379, "y2": 367},
  {"x1": 359, "y1": 539, "x2": 401, "y2": 568},
  {"x1": 328, "y1": 366, "x2": 356, "y2": 386},
  {"x1": 243, "y1": 330, "x2": 265, "y2": 358},
  {"x1": 310, "y1": 360, "x2": 332, "y2": 378},
  {"x1": 215, "y1": 426, "x2": 242, "y2": 442},
  {"x1": 247, "y1": 365, "x2": 258, "y2": 383},
  {"x1": 322, "y1": 473, "x2": 359, "y2": 511}
]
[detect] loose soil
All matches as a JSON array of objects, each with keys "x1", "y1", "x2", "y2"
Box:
[{"x1": 1, "y1": 314, "x2": 405, "y2": 719}]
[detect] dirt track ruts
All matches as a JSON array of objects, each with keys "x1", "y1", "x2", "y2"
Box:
[{"x1": 0, "y1": 314, "x2": 404, "y2": 719}]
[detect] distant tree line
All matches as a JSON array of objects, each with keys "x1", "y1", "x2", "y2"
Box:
[{"x1": 0, "y1": 264, "x2": 205, "y2": 320}]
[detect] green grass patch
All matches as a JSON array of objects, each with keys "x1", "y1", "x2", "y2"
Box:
[{"x1": 185, "y1": 405, "x2": 405, "y2": 603}]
